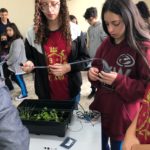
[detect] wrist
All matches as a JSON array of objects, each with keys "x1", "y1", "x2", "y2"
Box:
[{"x1": 65, "y1": 64, "x2": 71, "y2": 73}]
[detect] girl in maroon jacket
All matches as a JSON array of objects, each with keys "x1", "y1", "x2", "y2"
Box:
[{"x1": 88, "y1": 0, "x2": 150, "y2": 149}]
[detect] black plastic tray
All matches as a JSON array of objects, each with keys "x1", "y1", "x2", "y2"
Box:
[{"x1": 17, "y1": 99, "x2": 75, "y2": 137}]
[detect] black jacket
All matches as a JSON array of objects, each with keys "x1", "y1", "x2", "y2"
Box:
[{"x1": 25, "y1": 24, "x2": 89, "y2": 99}]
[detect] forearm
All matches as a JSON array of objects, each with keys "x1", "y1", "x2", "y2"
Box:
[
  {"x1": 122, "y1": 110, "x2": 140, "y2": 150},
  {"x1": 113, "y1": 74, "x2": 147, "y2": 102}
]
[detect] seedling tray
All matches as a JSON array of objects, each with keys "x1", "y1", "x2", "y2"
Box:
[{"x1": 17, "y1": 99, "x2": 75, "y2": 137}]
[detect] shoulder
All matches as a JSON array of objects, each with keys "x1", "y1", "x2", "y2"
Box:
[
  {"x1": 26, "y1": 25, "x2": 39, "y2": 46},
  {"x1": 26, "y1": 25, "x2": 36, "y2": 43},
  {"x1": 11, "y1": 38, "x2": 23, "y2": 46},
  {"x1": 96, "y1": 21, "x2": 105, "y2": 34},
  {"x1": 101, "y1": 37, "x2": 110, "y2": 46},
  {"x1": 96, "y1": 37, "x2": 110, "y2": 52},
  {"x1": 88, "y1": 25, "x2": 92, "y2": 30},
  {"x1": 14, "y1": 38, "x2": 23, "y2": 43},
  {"x1": 96, "y1": 37, "x2": 110, "y2": 53},
  {"x1": 97, "y1": 21, "x2": 102, "y2": 26},
  {"x1": 142, "y1": 41, "x2": 150, "y2": 47},
  {"x1": 25, "y1": 25, "x2": 43, "y2": 53}
]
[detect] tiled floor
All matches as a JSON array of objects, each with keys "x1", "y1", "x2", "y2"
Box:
[{"x1": 11, "y1": 71, "x2": 94, "y2": 109}]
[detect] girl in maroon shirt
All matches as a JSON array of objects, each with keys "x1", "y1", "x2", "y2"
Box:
[{"x1": 22, "y1": 0, "x2": 89, "y2": 100}]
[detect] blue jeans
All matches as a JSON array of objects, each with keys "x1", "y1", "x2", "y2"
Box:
[
  {"x1": 102, "y1": 132, "x2": 122, "y2": 150},
  {"x1": 72, "y1": 93, "x2": 80, "y2": 109},
  {"x1": 74, "y1": 93, "x2": 80, "y2": 104},
  {"x1": 15, "y1": 74, "x2": 27, "y2": 96}
]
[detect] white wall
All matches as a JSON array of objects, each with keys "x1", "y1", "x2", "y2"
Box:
[
  {"x1": 0, "y1": 0, "x2": 105, "y2": 35},
  {"x1": 0, "y1": 0, "x2": 34, "y2": 37},
  {"x1": 67, "y1": 0, "x2": 150, "y2": 32},
  {"x1": 0, "y1": 0, "x2": 149, "y2": 36}
]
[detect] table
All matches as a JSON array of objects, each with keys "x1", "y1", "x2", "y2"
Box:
[{"x1": 29, "y1": 113, "x2": 101, "y2": 150}]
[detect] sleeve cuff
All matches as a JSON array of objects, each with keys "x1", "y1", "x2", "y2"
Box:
[{"x1": 112, "y1": 73, "x2": 123, "y2": 88}]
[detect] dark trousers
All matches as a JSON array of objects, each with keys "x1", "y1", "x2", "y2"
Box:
[
  {"x1": 102, "y1": 131, "x2": 122, "y2": 150},
  {"x1": 3, "y1": 63, "x2": 14, "y2": 90},
  {"x1": 91, "y1": 84, "x2": 96, "y2": 92}
]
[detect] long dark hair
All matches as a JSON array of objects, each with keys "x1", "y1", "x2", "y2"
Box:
[
  {"x1": 6, "y1": 23, "x2": 23, "y2": 42},
  {"x1": 136, "y1": 1, "x2": 150, "y2": 20},
  {"x1": 101, "y1": 0, "x2": 150, "y2": 70},
  {"x1": 102, "y1": 0, "x2": 150, "y2": 43},
  {"x1": 34, "y1": 0, "x2": 71, "y2": 46}
]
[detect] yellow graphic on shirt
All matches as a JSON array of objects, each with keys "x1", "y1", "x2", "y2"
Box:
[
  {"x1": 47, "y1": 47, "x2": 67, "y2": 81},
  {"x1": 146, "y1": 90, "x2": 150, "y2": 102},
  {"x1": 136, "y1": 87, "x2": 150, "y2": 142}
]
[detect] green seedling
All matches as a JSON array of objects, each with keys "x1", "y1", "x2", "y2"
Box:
[{"x1": 19, "y1": 107, "x2": 66, "y2": 123}]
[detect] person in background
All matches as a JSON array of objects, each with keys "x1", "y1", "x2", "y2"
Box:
[
  {"x1": 0, "y1": 77, "x2": 29, "y2": 150},
  {"x1": 136, "y1": 1, "x2": 150, "y2": 30},
  {"x1": 6, "y1": 23, "x2": 28, "y2": 101},
  {"x1": 0, "y1": 33, "x2": 9, "y2": 61},
  {"x1": 83, "y1": 7, "x2": 106, "y2": 99},
  {"x1": 88, "y1": 0, "x2": 150, "y2": 149},
  {"x1": 69, "y1": 14, "x2": 87, "y2": 44},
  {"x1": 0, "y1": 8, "x2": 10, "y2": 35},
  {"x1": 0, "y1": 33, "x2": 14, "y2": 90},
  {"x1": 122, "y1": 84, "x2": 150, "y2": 150},
  {"x1": 69, "y1": 15, "x2": 78, "y2": 24},
  {"x1": 22, "y1": 0, "x2": 89, "y2": 103}
]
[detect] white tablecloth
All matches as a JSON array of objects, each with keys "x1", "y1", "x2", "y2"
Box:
[{"x1": 29, "y1": 113, "x2": 101, "y2": 150}]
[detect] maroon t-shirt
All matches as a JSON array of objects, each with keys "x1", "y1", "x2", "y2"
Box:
[
  {"x1": 136, "y1": 84, "x2": 150, "y2": 144},
  {"x1": 43, "y1": 30, "x2": 71, "y2": 100}
]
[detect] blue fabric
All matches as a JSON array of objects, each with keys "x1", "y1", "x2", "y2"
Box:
[
  {"x1": 102, "y1": 131, "x2": 122, "y2": 150},
  {"x1": 110, "y1": 139, "x2": 122, "y2": 150},
  {"x1": 74, "y1": 93, "x2": 80, "y2": 103},
  {"x1": 15, "y1": 74, "x2": 27, "y2": 96},
  {"x1": 72, "y1": 93, "x2": 80, "y2": 109},
  {"x1": 102, "y1": 132, "x2": 110, "y2": 150}
]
